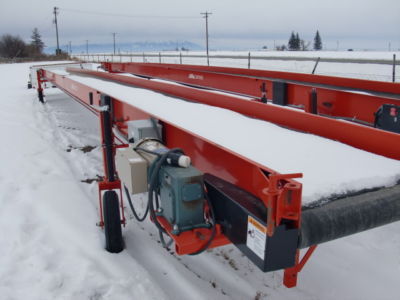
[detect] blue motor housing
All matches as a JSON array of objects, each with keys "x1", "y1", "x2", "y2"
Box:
[{"x1": 158, "y1": 165, "x2": 209, "y2": 234}]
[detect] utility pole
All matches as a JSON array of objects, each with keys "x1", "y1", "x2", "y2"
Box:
[
  {"x1": 86, "y1": 40, "x2": 89, "y2": 57},
  {"x1": 69, "y1": 41, "x2": 72, "y2": 55},
  {"x1": 53, "y1": 7, "x2": 60, "y2": 55},
  {"x1": 201, "y1": 11, "x2": 212, "y2": 66},
  {"x1": 112, "y1": 33, "x2": 116, "y2": 55}
]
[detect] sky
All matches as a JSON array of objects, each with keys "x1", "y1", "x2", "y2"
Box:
[{"x1": 1, "y1": 0, "x2": 399, "y2": 51}]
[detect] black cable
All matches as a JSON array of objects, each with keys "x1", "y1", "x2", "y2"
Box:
[
  {"x1": 158, "y1": 229, "x2": 174, "y2": 250},
  {"x1": 135, "y1": 147, "x2": 162, "y2": 157},
  {"x1": 154, "y1": 188, "x2": 160, "y2": 210},
  {"x1": 124, "y1": 185, "x2": 149, "y2": 222},
  {"x1": 188, "y1": 190, "x2": 217, "y2": 255},
  {"x1": 123, "y1": 145, "x2": 161, "y2": 222},
  {"x1": 124, "y1": 153, "x2": 174, "y2": 249},
  {"x1": 122, "y1": 146, "x2": 170, "y2": 227},
  {"x1": 60, "y1": 7, "x2": 200, "y2": 19},
  {"x1": 155, "y1": 192, "x2": 174, "y2": 249}
]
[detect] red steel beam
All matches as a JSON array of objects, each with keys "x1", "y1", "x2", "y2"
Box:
[
  {"x1": 103, "y1": 62, "x2": 400, "y2": 124},
  {"x1": 66, "y1": 67, "x2": 400, "y2": 160},
  {"x1": 122, "y1": 62, "x2": 400, "y2": 95}
]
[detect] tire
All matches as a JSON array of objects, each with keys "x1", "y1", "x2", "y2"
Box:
[
  {"x1": 103, "y1": 190, "x2": 123, "y2": 253},
  {"x1": 38, "y1": 90, "x2": 44, "y2": 103}
]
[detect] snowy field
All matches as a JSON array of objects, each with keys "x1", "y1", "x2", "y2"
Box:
[
  {"x1": 77, "y1": 50, "x2": 400, "y2": 82},
  {"x1": 1, "y1": 61, "x2": 400, "y2": 300}
]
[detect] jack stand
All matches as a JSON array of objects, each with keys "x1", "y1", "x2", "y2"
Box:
[
  {"x1": 36, "y1": 70, "x2": 44, "y2": 104},
  {"x1": 98, "y1": 94, "x2": 125, "y2": 253},
  {"x1": 283, "y1": 245, "x2": 317, "y2": 288}
]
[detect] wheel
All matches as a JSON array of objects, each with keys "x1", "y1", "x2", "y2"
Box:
[{"x1": 103, "y1": 190, "x2": 123, "y2": 253}]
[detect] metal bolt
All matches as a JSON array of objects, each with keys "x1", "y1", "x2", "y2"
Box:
[{"x1": 173, "y1": 224, "x2": 179, "y2": 231}]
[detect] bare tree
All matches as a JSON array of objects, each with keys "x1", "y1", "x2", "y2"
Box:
[
  {"x1": 0, "y1": 34, "x2": 27, "y2": 58},
  {"x1": 275, "y1": 44, "x2": 287, "y2": 51},
  {"x1": 300, "y1": 40, "x2": 311, "y2": 51}
]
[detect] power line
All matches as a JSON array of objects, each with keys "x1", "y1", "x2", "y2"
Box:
[
  {"x1": 201, "y1": 11, "x2": 212, "y2": 66},
  {"x1": 60, "y1": 7, "x2": 200, "y2": 19}
]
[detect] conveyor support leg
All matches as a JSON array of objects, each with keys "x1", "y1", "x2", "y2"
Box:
[
  {"x1": 36, "y1": 70, "x2": 44, "y2": 103},
  {"x1": 283, "y1": 245, "x2": 317, "y2": 288}
]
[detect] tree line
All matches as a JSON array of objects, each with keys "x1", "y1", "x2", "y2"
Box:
[
  {"x1": 275, "y1": 30, "x2": 322, "y2": 51},
  {"x1": 0, "y1": 28, "x2": 67, "y2": 61},
  {"x1": 2, "y1": 28, "x2": 323, "y2": 60}
]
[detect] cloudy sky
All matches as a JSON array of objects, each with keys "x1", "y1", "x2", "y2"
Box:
[{"x1": 1, "y1": 0, "x2": 399, "y2": 51}]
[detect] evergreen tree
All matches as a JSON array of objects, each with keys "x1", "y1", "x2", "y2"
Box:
[
  {"x1": 295, "y1": 33, "x2": 300, "y2": 50},
  {"x1": 288, "y1": 31, "x2": 297, "y2": 50},
  {"x1": 313, "y1": 30, "x2": 322, "y2": 50},
  {"x1": 30, "y1": 28, "x2": 44, "y2": 55}
]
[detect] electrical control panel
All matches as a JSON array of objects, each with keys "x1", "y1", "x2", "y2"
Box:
[
  {"x1": 127, "y1": 119, "x2": 162, "y2": 142},
  {"x1": 115, "y1": 146, "x2": 148, "y2": 195}
]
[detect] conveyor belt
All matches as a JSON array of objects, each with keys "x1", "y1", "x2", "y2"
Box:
[
  {"x1": 54, "y1": 69, "x2": 400, "y2": 205},
  {"x1": 300, "y1": 183, "x2": 400, "y2": 248}
]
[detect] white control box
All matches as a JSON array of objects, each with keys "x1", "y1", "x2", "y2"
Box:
[{"x1": 116, "y1": 146, "x2": 148, "y2": 195}]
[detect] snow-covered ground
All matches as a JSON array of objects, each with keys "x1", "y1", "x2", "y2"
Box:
[{"x1": 1, "y1": 61, "x2": 400, "y2": 300}]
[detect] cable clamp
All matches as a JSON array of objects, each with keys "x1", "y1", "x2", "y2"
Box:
[{"x1": 91, "y1": 104, "x2": 109, "y2": 112}]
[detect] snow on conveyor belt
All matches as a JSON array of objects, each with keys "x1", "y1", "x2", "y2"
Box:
[{"x1": 60, "y1": 70, "x2": 400, "y2": 205}]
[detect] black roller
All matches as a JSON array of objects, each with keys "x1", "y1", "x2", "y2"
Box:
[{"x1": 299, "y1": 184, "x2": 400, "y2": 249}]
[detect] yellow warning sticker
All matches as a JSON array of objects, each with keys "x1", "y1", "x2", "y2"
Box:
[{"x1": 246, "y1": 216, "x2": 267, "y2": 260}]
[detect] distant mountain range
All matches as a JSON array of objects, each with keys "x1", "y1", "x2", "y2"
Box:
[{"x1": 45, "y1": 41, "x2": 203, "y2": 54}]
